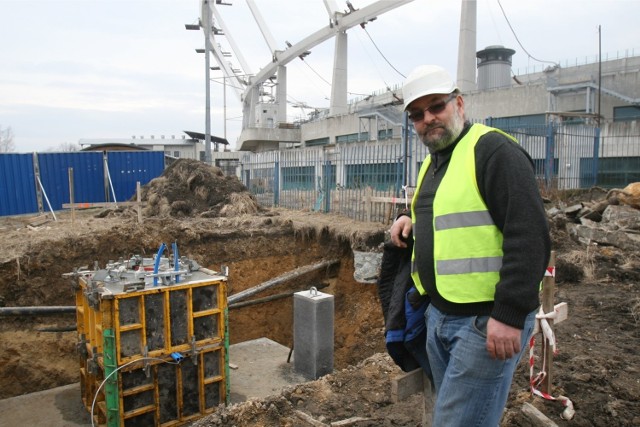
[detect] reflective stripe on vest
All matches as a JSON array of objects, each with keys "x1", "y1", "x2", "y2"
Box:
[
  {"x1": 437, "y1": 256, "x2": 503, "y2": 275},
  {"x1": 435, "y1": 210, "x2": 495, "y2": 230},
  {"x1": 410, "y1": 123, "x2": 517, "y2": 302}
]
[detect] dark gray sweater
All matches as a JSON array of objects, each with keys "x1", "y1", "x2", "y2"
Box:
[{"x1": 413, "y1": 122, "x2": 551, "y2": 329}]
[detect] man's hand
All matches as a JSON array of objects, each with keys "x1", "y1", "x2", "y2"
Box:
[
  {"x1": 486, "y1": 318, "x2": 522, "y2": 360},
  {"x1": 390, "y1": 215, "x2": 412, "y2": 248}
]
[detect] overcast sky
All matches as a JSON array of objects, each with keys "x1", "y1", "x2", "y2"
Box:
[{"x1": 0, "y1": 0, "x2": 638, "y2": 152}]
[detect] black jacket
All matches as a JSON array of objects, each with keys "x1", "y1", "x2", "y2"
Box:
[
  {"x1": 377, "y1": 238, "x2": 430, "y2": 374},
  {"x1": 413, "y1": 122, "x2": 551, "y2": 329}
]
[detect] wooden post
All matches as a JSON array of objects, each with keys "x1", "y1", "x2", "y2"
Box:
[
  {"x1": 364, "y1": 187, "x2": 373, "y2": 222},
  {"x1": 541, "y1": 250, "x2": 556, "y2": 394},
  {"x1": 136, "y1": 181, "x2": 142, "y2": 224},
  {"x1": 68, "y1": 168, "x2": 75, "y2": 224},
  {"x1": 422, "y1": 372, "x2": 434, "y2": 427},
  {"x1": 391, "y1": 368, "x2": 433, "y2": 426}
]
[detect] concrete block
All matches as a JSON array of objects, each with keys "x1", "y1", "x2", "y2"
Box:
[{"x1": 294, "y1": 288, "x2": 334, "y2": 380}]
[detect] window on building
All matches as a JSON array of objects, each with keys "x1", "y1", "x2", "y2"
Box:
[
  {"x1": 306, "y1": 137, "x2": 330, "y2": 147},
  {"x1": 336, "y1": 132, "x2": 369, "y2": 144},
  {"x1": 174, "y1": 151, "x2": 180, "y2": 158},
  {"x1": 345, "y1": 162, "x2": 402, "y2": 191},
  {"x1": 485, "y1": 114, "x2": 547, "y2": 136},
  {"x1": 580, "y1": 156, "x2": 640, "y2": 188},
  {"x1": 532, "y1": 158, "x2": 559, "y2": 177},
  {"x1": 378, "y1": 129, "x2": 393, "y2": 140},
  {"x1": 613, "y1": 106, "x2": 640, "y2": 122},
  {"x1": 282, "y1": 166, "x2": 315, "y2": 190}
]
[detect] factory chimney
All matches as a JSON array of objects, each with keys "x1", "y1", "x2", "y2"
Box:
[{"x1": 457, "y1": 0, "x2": 477, "y2": 92}]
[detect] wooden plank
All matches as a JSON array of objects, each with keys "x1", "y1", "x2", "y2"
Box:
[
  {"x1": 392, "y1": 369, "x2": 434, "y2": 426},
  {"x1": 532, "y1": 302, "x2": 568, "y2": 335},
  {"x1": 422, "y1": 371, "x2": 434, "y2": 427},
  {"x1": 521, "y1": 402, "x2": 559, "y2": 427},
  {"x1": 368, "y1": 196, "x2": 407, "y2": 204},
  {"x1": 23, "y1": 214, "x2": 51, "y2": 227},
  {"x1": 541, "y1": 251, "x2": 556, "y2": 394},
  {"x1": 62, "y1": 201, "x2": 147, "y2": 209},
  {"x1": 391, "y1": 368, "x2": 424, "y2": 403}
]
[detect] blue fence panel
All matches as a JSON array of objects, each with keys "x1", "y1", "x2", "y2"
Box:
[
  {"x1": 107, "y1": 151, "x2": 165, "y2": 202},
  {"x1": 38, "y1": 152, "x2": 106, "y2": 210},
  {"x1": 0, "y1": 153, "x2": 38, "y2": 216}
]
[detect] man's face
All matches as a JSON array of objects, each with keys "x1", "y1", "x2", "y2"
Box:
[{"x1": 407, "y1": 92, "x2": 465, "y2": 152}]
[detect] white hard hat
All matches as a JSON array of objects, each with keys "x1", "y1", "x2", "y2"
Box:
[{"x1": 402, "y1": 65, "x2": 458, "y2": 110}]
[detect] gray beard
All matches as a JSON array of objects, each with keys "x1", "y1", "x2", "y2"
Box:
[{"x1": 421, "y1": 111, "x2": 465, "y2": 153}]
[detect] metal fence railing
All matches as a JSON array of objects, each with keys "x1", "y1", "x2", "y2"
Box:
[
  {"x1": 240, "y1": 121, "x2": 640, "y2": 223},
  {"x1": 3, "y1": 122, "x2": 638, "y2": 223}
]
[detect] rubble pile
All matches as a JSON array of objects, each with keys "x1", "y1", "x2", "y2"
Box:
[
  {"x1": 140, "y1": 159, "x2": 263, "y2": 218},
  {"x1": 548, "y1": 182, "x2": 640, "y2": 251}
]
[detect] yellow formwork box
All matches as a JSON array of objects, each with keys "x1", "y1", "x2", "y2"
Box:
[{"x1": 74, "y1": 267, "x2": 228, "y2": 427}]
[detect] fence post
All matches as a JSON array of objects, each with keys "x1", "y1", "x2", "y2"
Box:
[
  {"x1": 544, "y1": 122, "x2": 555, "y2": 191},
  {"x1": 273, "y1": 161, "x2": 280, "y2": 207},
  {"x1": 592, "y1": 127, "x2": 601, "y2": 187},
  {"x1": 32, "y1": 152, "x2": 44, "y2": 214},
  {"x1": 68, "y1": 168, "x2": 75, "y2": 224},
  {"x1": 541, "y1": 251, "x2": 556, "y2": 394},
  {"x1": 323, "y1": 161, "x2": 331, "y2": 213}
]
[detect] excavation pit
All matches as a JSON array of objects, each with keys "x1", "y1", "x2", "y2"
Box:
[{"x1": 0, "y1": 209, "x2": 388, "y2": 405}]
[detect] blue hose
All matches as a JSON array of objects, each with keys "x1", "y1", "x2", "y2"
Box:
[{"x1": 153, "y1": 242, "x2": 166, "y2": 286}]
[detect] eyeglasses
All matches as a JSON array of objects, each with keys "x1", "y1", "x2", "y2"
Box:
[{"x1": 407, "y1": 92, "x2": 457, "y2": 122}]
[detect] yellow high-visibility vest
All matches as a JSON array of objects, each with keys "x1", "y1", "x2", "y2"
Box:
[{"x1": 410, "y1": 123, "x2": 517, "y2": 302}]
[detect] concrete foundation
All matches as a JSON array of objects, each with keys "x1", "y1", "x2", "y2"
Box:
[
  {"x1": 0, "y1": 338, "x2": 306, "y2": 426},
  {"x1": 293, "y1": 288, "x2": 334, "y2": 380}
]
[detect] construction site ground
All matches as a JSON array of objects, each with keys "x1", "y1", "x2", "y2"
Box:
[{"x1": 1, "y1": 160, "x2": 639, "y2": 426}]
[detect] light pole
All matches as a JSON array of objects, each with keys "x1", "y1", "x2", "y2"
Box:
[
  {"x1": 186, "y1": 4, "x2": 213, "y2": 164},
  {"x1": 211, "y1": 67, "x2": 227, "y2": 142}
]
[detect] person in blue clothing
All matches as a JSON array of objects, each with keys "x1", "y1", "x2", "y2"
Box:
[{"x1": 390, "y1": 65, "x2": 550, "y2": 426}]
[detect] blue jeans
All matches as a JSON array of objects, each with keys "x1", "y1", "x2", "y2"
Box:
[{"x1": 425, "y1": 305, "x2": 536, "y2": 427}]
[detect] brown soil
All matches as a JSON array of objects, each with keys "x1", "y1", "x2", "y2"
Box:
[{"x1": 0, "y1": 160, "x2": 639, "y2": 426}]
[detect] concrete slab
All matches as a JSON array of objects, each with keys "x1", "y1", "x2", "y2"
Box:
[
  {"x1": 0, "y1": 338, "x2": 307, "y2": 426},
  {"x1": 0, "y1": 383, "x2": 92, "y2": 427},
  {"x1": 228, "y1": 337, "x2": 307, "y2": 403}
]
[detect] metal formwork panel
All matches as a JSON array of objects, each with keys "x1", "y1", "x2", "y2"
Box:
[
  {"x1": 111, "y1": 347, "x2": 225, "y2": 426},
  {"x1": 109, "y1": 281, "x2": 226, "y2": 365},
  {"x1": 73, "y1": 257, "x2": 228, "y2": 427}
]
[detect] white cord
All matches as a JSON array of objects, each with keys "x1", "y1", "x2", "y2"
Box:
[{"x1": 90, "y1": 357, "x2": 180, "y2": 427}]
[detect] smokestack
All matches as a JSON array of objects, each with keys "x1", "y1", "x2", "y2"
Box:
[
  {"x1": 476, "y1": 45, "x2": 516, "y2": 90},
  {"x1": 457, "y1": 0, "x2": 477, "y2": 92}
]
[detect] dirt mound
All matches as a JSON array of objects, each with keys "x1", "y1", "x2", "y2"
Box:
[
  {"x1": 140, "y1": 159, "x2": 262, "y2": 218},
  {"x1": 191, "y1": 353, "x2": 423, "y2": 427}
]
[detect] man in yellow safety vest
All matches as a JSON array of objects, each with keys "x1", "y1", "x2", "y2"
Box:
[{"x1": 390, "y1": 65, "x2": 551, "y2": 426}]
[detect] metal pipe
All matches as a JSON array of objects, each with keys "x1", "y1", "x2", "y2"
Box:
[
  {"x1": 36, "y1": 325, "x2": 77, "y2": 332},
  {"x1": 0, "y1": 306, "x2": 76, "y2": 316},
  {"x1": 228, "y1": 259, "x2": 339, "y2": 304},
  {"x1": 229, "y1": 282, "x2": 328, "y2": 310}
]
